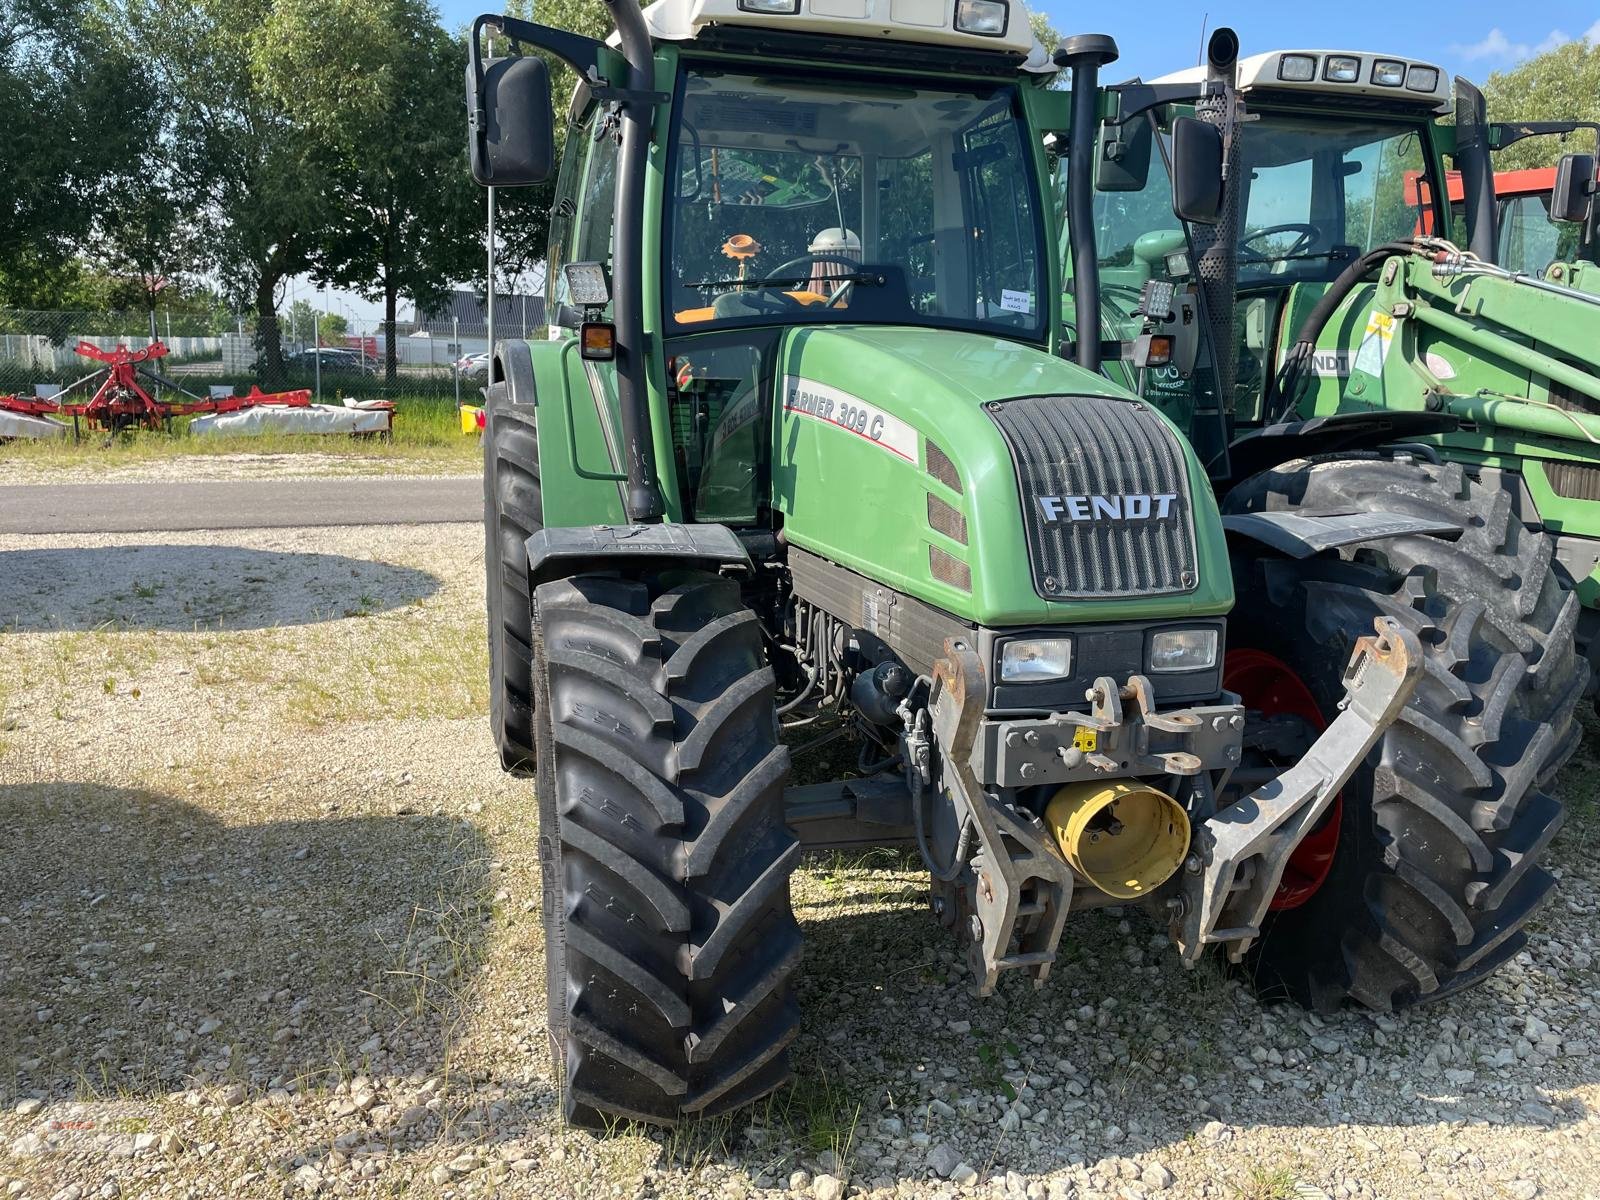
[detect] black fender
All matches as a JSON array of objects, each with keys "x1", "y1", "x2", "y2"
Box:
[
  {"x1": 525, "y1": 523, "x2": 752, "y2": 590},
  {"x1": 1221, "y1": 411, "x2": 1460, "y2": 491},
  {"x1": 1222, "y1": 509, "x2": 1463, "y2": 559}
]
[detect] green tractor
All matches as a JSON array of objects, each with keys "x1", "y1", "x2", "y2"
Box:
[
  {"x1": 465, "y1": 0, "x2": 1584, "y2": 1127},
  {"x1": 1081, "y1": 36, "x2": 1600, "y2": 694}
]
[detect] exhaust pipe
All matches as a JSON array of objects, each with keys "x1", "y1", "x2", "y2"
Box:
[
  {"x1": 1454, "y1": 78, "x2": 1500, "y2": 263},
  {"x1": 1056, "y1": 34, "x2": 1120, "y2": 372},
  {"x1": 602, "y1": 0, "x2": 667, "y2": 522},
  {"x1": 1046, "y1": 781, "x2": 1190, "y2": 899}
]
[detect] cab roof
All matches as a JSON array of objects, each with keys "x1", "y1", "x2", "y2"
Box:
[{"x1": 1151, "y1": 49, "x2": 1451, "y2": 113}]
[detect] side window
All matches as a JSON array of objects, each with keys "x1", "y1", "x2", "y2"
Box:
[
  {"x1": 547, "y1": 114, "x2": 620, "y2": 328},
  {"x1": 1499, "y1": 193, "x2": 1567, "y2": 277},
  {"x1": 961, "y1": 109, "x2": 1039, "y2": 321}
]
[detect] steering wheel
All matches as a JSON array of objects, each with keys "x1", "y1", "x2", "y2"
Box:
[
  {"x1": 1239, "y1": 223, "x2": 1320, "y2": 263},
  {"x1": 765, "y1": 252, "x2": 864, "y2": 308}
]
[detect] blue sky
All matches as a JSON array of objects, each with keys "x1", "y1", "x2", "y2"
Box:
[{"x1": 434, "y1": 0, "x2": 1600, "y2": 80}]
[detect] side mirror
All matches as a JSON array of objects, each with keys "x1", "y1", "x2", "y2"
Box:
[
  {"x1": 1096, "y1": 118, "x2": 1152, "y2": 193},
  {"x1": 1170, "y1": 117, "x2": 1223, "y2": 225},
  {"x1": 1551, "y1": 153, "x2": 1597, "y2": 223},
  {"x1": 467, "y1": 54, "x2": 555, "y2": 187}
]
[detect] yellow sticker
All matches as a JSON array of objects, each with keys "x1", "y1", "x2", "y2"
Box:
[{"x1": 1073, "y1": 727, "x2": 1098, "y2": 752}]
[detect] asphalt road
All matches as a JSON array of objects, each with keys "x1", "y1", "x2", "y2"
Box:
[{"x1": 0, "y1": 475, "x2": 482, "y2": 535}]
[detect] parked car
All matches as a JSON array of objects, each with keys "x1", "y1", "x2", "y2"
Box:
[
  {"x1": 455, "y1": 352, "x2": 490, "y2": 382},
  {"x1": 287, "y1": 347, "x2": 378, "y2": 377}
]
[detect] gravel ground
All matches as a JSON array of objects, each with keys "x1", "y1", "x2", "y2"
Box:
[
  {"x1": 2, "y1": 522, "x2": 1599, "y2": 1200},
  {"x1": 0, "y1": 453, "x2": 477, "y2": 486}
]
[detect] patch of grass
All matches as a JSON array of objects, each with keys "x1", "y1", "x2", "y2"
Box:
[
  {"x1": 1231, "y1": 1163, "x2": 1301, "y2": 1200},
  {"x1": 0, "y1": 393, "x2": 480, "y2": 473}
]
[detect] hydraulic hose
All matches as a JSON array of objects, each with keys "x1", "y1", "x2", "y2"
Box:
[{"x1": 1269, "y1": 241, "x2": 1420, "y2": 419}]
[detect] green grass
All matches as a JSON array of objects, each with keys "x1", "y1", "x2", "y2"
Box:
[{"x1": 0, "y1": 393, "x2": 480, "y2": 472}]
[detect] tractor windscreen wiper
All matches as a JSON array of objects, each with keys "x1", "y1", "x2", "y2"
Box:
[{"x1": 686, "y1": 271, "x2": 886, "y2": 290}]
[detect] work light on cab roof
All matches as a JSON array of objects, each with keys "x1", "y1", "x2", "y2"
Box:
[{"x1": 1152, "y1": 49, "x2": 1449, "y2": 110}]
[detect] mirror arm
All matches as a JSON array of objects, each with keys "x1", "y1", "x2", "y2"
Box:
[
  {"x1": 1108, "y1": 80, "x2": 1224, "y2": 125},
  {"x1": 1489, "y1": 119, "x2": 1600, "y2": 154},
  {"x1": 474, "y1": 14, "x2": 608, "y2": 83}
]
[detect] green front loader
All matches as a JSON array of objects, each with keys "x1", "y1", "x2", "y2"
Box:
[{"x1": 465, "y1": 1, "x2": 1584, "y2": 1127}]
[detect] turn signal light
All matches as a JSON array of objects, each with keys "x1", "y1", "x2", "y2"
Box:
[
  {"x1": 1146, "y1": 335, "x2": 1173, "y2": 366},
  {"x1": 580, "y1": 322, "x2": 616, "y2": 361}
]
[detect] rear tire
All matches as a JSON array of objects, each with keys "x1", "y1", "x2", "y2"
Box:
[
  {"x1": 1224, "y1": 456, "x2": 1587, "y2": 1011},
  {"x1": 532, "y1": 569, "x2": 801, "y2": 1126},
  {"x1": 484, "y1": 386, "x2": 541, "y2": 775}
]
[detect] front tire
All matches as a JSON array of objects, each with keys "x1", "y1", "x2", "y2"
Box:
[
  {"x1": 1225, "y1": 456, "x2": 1587, "y2": 1011},
  {"x1": 532, "y1": 569, "x2": 801, "y2": 1126},
  {"x1": 483, "y1": 383, "x2": 541, "y2": 774}
]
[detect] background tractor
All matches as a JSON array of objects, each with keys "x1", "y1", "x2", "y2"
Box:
[
  {"x1": 466, "y1": 0, "x2": 1585, "y2": 1127},
  {"x1": 1084, "y1": 38, "x2": 1600, "y2": 703}
]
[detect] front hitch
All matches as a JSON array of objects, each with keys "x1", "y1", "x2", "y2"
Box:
[{"x1": 1173, "y1": 616, "x2": 1422, "y2": 964}]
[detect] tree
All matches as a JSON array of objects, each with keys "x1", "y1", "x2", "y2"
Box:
[
  {"x1": 1483, "y1": 39, "x2": 1600, "y2": 171},
  {"x1": 256, "y1": 0, "x2": 483, "y2": 387},
  {"x1": 282, "y1": 297, "x2": 346, "y2": 345},
  {"x1": 124, "y1": 0, "x2": 342, "y2": 384},
  {"x1": 0, "y1": 0, "x2": 181, "y2": 307}
]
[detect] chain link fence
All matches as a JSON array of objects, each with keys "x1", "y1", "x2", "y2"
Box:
[{"x1": 0, "y1": 308, "x2": 515, "y2": 409}]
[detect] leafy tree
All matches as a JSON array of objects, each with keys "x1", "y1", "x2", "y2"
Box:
[
  {"x1": 256, "y1": 0, "x2": 483, "y2": 386},
  {"x1": 282, "y1": 297, "x2": 347, "y2": 345},
  {"x1": 124, "y1": 0, "x2": 341, "y2": 384},
  {"x1": 1483, "y1": 39, "x2": 1600, "y2": 170},
  {"x1": 0, "y1": 0, "x2": 179, "y2": 306}
]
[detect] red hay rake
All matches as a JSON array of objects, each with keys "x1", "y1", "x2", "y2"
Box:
[{"x1": 0, "y1": 340, "x2": 313, "y2": 438}]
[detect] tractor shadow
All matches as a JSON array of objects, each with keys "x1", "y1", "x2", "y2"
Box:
[
  {"x1": 0, "y1": 545, "x2": 440, "y2": 631},
  {"x1": 0, "y1": 782, "x2": 490, "y2": 1110}
]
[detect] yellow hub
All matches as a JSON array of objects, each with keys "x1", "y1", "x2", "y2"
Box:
[{"x1": 1045, "y1": 781, "x2": 1191, "y2": 899}]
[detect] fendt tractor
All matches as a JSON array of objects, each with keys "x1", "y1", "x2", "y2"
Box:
[
  {"x1": 464, "y1": 0, "x2": 1586, "y2": 1126},
  {"x1": 1083, "y1": 36, "x2": 1600, "y2": 703}
]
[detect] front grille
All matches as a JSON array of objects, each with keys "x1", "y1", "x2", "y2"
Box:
[
  {"x1": 929, "y1": 545, "x2": 972, "y2": 592},
  {"x1": 1550, "y1": 377, "x2": 1600, "y2": 416},
  {"x1": 1545, "y1": 460, "x2": 1600, "y2": 502},
  {"x1": 988, "y1": 394, "x2": 1198, "y2": 601},
  {"x1": 926, "y1": 493, "x2": 969, "y2": 544}
]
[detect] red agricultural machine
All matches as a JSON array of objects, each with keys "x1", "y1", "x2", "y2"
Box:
[{"x1": 0, "y1": 340, "x2": 312, "y2": 439}]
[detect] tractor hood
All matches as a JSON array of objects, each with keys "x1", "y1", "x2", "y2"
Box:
[{"x1": 772, "y1": 326, "x2": 1233, "y2": 626}]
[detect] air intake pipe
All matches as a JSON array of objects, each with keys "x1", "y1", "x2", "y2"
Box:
[
  {"x1": 1056, "y1": 34, "x2": 1120, "y2": 372},
  {"x1": 602, "y1": 0, "x2": 667, "y2": 521},
  {"x1": 1454, "y1": 78, "x2": 1499, "y2": 264}
]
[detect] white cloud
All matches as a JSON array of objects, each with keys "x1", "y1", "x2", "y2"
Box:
[
  {"x1": 1586, "y1": 17, "x2": 1600, "y2": 42},
  {"x1": 1450, "y1": 25, "x2": 1575, "y2": 63}
]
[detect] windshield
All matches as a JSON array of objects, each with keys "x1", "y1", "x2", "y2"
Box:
[
  {"x1": 1233, "y1": 114, "x2": 1429, "y2": 283},
  {"x1": 666, "y1": 70, "x2": 1046, "y2": 340}
]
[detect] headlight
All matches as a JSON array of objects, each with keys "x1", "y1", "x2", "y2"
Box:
[
  {"x1": 738, "y1": 0, "x2": 800, "y2": 10},
  {"x1": 954, "y1": 0, "x2": 1008, "y2": 36},
  {"x1": 1372, "y1": 60, "x2": 1407, "y2": 87},
  {"x1": 1277, "y1": 54, "x2": 1317, "y2": 82},
  {"x1": 1000, "y1": 637, "x2": 1072, "y2": 682},
  {"x1": 1149, "y1": 629, "x2": 1218, "y2": 673},
  {"x1": 1407, "y1": 65, "x2": 1441, "y2": 93},
  {"x1": 1323, "y1": 55, "x2": 1361, "y2": 83}
]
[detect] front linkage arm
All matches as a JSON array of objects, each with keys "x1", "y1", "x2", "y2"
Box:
[{"x1": 1174, "y1": 617, "x2": 1422, "y2": 964}]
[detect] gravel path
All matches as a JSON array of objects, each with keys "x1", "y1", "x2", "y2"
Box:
[{"x1": 2, "y1": 523, "x2": 1598, "y2": 1200}]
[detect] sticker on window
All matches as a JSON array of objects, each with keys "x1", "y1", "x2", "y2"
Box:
[{"x1": 1000, "y1": 289, "x2": 1033, "y2": 315}]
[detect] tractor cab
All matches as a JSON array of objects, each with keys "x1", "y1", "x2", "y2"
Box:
[
  {"x1": 1085, "y1": 47, "x2": 1600, "y2": 445},
  {"x1": 1085, "y1": 50, "x2": 1454, "y2": 438}
]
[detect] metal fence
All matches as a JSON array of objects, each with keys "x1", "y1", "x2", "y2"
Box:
[{"x1": 0, "y1": 309, "x2": 508, "y2": 408}]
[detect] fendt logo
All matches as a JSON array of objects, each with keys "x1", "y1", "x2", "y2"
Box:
[{"x1": 1038, "y1": 494, "x2": 1179, "y2": 523}]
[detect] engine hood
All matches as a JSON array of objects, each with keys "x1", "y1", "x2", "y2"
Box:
[{"x1": 772, "y1": 326, "x2": 1233, "y2": 625}]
